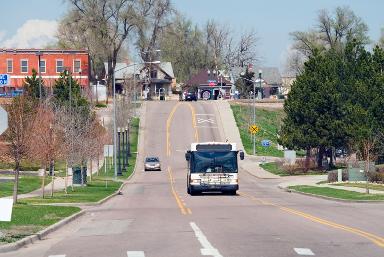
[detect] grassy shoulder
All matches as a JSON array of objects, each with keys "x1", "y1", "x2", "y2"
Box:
[
  {"x1": 0, "y1": 176, "x2": 42, "y2": 197},
  {"x1": 260, "y1": 162, "x2": 325, "y2": 176},
  {"x1": 0, "y1": 204, "x2": 80, "y2": 244},
  {"x1": 20, "y1": 180, "x2": 122, "y2": 204},
  {"x1": 230, "y1": 104, "x2": 284, "y2": 157},
  {"x1": 332, "y1": 183, "x2": 384, "y2": 192},
  {"x1": 289, "y1": 185, "x2": 384, "y2": 200}
]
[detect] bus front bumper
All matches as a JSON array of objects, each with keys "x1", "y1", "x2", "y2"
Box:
[{"x1": 190, "y1": 184, "x2": 238, "y2": 192}]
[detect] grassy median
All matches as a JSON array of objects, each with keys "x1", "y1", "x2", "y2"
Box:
[
  {"x1": 230, "y1": 104, "x2": 284, "y2": 157},
  {"x1": 289, "y1": 185, "x2": 384, "y2": 200},
  {"x1": 0, "y1": 204, "x2": 80, "y2": 244}
]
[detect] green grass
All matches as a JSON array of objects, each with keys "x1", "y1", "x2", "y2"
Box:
[
  {"x1": 0, "y1": 204, "x2": 80, "y2": 244},
  {"x1": 289, "y1": 185, "x2": 384, "y2": 200},
  {"x1": 19, "y1": 117, "x2": 139, "y2": 204},
  {"x1": 333, "y1": 183, "x2": 384, "y2": 191},
  {"x1": 0, "y1": 159, "x2": 67, "y2": 173},
  {"x1": 0, "y1": 176, "x2": 42, "y2": 197},
  {"x1": 260, "y1": 162, "x2": 325, "y2": 176},
  {"x1": 20, "y1": 180, "x2": 122, "y2": 204},
  {"x1": 230, "y1": 104, "x2": 285, "y2": 157},
  {"x1": 96, "y1": 117, "x2": 139, "y2": 180},
  {"x1": 95, "y1": 103, "x2": 108, "y2": 108}
]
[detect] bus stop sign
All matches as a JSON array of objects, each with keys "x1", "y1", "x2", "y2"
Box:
[{"x1": 0, "y1": 106, "x2": 8, "y2": 135}]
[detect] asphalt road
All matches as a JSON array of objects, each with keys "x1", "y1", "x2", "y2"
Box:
[{"x1": 3, "y1": 100, "x2": 384, "y2": 257}]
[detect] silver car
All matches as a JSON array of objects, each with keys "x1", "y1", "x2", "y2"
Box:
[{"x1": 144, "y1": 157, "x2": 161, "y2": 171}]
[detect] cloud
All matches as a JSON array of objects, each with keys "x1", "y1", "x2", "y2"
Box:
[{"x1": 0, "y1": 20, "x2": 58, "y2": 48}]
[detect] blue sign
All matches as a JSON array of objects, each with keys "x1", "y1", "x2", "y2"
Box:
[
  {"x1": 261, "y1": 140, "x2": 271, "y2": 147},
  {"x1": 0, "y1": 74, "x2": 10, "y2": 86},
  {"x1": 207, "y1": 80, "x2": 217, "y2": 83}
]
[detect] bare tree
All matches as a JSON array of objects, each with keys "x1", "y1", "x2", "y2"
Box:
[
  {"x1": 67, "y1": 0, "x2": 152, "y2": 99},
  {"x1": 289, "y1": 6, "x2": 369, "y2": 70},
  {"x1": 28, "y1": 101, "x2": 63, "y2": 198},
  {"x1": 3, "y1": 96, "x2": 34, "y2": 203},
  {"x1": 136, "y1": 0, "x2": 173, "y2": 62}
]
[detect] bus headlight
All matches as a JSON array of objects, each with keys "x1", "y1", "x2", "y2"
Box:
[{"x1": 191, "y1": 179, "x2": 201, "y2": 184}]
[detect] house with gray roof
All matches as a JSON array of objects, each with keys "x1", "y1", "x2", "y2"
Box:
[{"x1": 104, "y1": 62, "x2": 175, "y2": 99}]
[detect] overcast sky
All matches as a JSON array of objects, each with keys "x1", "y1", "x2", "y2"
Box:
[{"x1": 1, "y1": 0, "x2": 383, "y2": 71}]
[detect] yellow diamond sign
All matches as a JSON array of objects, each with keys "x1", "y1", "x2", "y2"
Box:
[{"x1": 249, "y1": 124, "x2": 259, "y2": 134}]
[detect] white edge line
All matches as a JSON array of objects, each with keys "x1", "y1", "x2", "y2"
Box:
[
  {"x1": 190, "y1": 222, "x2": 223, "y2": 257},
  {"x1": 127, "y1": 251, "x2": 145, "y2": 257}
]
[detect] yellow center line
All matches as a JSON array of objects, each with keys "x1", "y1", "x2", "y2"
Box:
[
  {"x1": 166, "y1": 103, "x2": 181, "y2": 156},
  {"x1": 239, "y1": 191, "x2": 384, "y2": 248},
  {"x1": 167, "y1": 166, "x2": 188, "y2": 215},
  {"x1": 186, "y1": 102, "x2": 199, "y2": 142}
]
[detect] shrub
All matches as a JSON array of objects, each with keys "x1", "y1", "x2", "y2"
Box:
[{"x1": 368, "y1": 171, "x2": 384, "y2": 183}]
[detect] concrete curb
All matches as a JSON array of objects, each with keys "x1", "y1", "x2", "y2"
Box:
[
  {"x1": 279, "y1": 185, "x2": 384, "y2": 203},
  {"x1": 0, "y1": 210, "x2": 85, "y2": 253},
  {"x1": 0, "y1": 106, "x2": 144, "y2": 253}
]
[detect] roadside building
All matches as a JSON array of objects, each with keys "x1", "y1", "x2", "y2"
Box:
[
  {"x1": 107, "y1": 62, "x2": 175, "y2": 99},
  {"x1": 281, "y1": 74, "x2": 296, "y2": 97},
  {"x1": 254, "y1": 67, "x2": 283, "y2": 99},
  {"x1": 185, "y1": 68, "x2": 233, "y2": 100},
  {"x1": 0, "y1": 49, "x2": 90, "y2": 96}
]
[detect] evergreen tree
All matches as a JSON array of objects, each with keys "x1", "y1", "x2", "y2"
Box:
[{"x1": 23, "y1": 68, "x2": 46, "y2": 100}]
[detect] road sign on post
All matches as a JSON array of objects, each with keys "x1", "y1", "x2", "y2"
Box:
[
  {"x1": 261, "y1": 139, "x2": 271, "y2": 147},
  {"x1": 0, "y1": 74, "x2": 10, "y2": 86},
  {"x1": 249, "y1": 124, "x2": 259, "y2": 134},
  {"x1": 0, "y1": 106, "x2": 8, "y2": 135}
]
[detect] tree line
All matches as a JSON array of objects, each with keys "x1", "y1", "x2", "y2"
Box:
[
  {"x1": 56, "y1": 0, "x2": 259, "y2": 90},
  {"x1": 279, "y1": 6, "x2": 384, "y2": 180}
]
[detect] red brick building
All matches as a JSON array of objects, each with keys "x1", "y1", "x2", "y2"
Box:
[{"x1": 0, "y1": 49, "x2": 90, "y2": 93}]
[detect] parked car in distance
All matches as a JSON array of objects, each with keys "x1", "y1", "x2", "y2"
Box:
[
  {"x1": 185, "y1": 91, "x2": 197, "y2": 101},
  {"x1": 144, "y1": 156, "x2": 161, "y2": 171}
]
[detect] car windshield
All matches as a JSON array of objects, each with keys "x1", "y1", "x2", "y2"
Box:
[
  {"x1": 146, "y1": 157, "x2": 159, "y2": 162},
  {"x1": 191, "y1": 151, "x2": 237, "y2": 173}
]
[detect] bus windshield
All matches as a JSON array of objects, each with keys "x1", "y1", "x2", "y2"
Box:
[{"x1": 191, "y1": 151, "x2": 238, "y2": 173}]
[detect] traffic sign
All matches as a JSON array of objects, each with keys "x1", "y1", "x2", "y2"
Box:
[
  {"x1": 0, "y1": 74, "x2": 10, "y2": 86},
  {"x1": 261, "y1": 139, "x2": 271, "y2": 147},
  {"x1": 249, "y1": 124, "x2": 259, "y2": 134},
  {"x1": 0, "y1": 106, "x2": 8, "y2": 135}
]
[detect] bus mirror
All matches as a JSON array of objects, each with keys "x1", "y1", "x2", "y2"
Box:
[
  {"x1": 239, "y1": 151, "x2": 244, "y2": 160},
  {"x1": 185, "y1": 151, "x2": 191, "y2": 161}
]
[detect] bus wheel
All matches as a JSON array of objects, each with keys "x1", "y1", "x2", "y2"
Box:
[{"x1": 187, "y1": 187, "x2": 191, "y2": 194}]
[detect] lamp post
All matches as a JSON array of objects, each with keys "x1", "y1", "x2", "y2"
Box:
[
  {"x1": 253, "y1": 75, "x2": 256, "y2": 155},
  {"x1": 36, "y1": 51, "x2": 42, "y2": 101},
  {"x1": 117, "y1": 127, "x2": 122, "y2": 176},
  {"x1": 258, "y1": 69, "x2": 262, "y2": 100},
  {"x1": 95, "y1": 75, "x2": 99, "y2": 104}
]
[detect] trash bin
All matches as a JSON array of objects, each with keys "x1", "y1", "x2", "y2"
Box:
[
  {"x1": 72, "y1": 166, "x2": 87, "y2": 185},
  {"x1": 160, "y1": 95, "x2": 165, "y2": 101}
]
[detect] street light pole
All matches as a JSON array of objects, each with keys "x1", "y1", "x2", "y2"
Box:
[
  {"x1": 113, "y1": 72, "x2": 118, "y2": 180},
  {"x1": 253, "y1": 78, "x2": 256, "y2": 155}
]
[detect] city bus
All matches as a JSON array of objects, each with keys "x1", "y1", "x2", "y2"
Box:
[{"x1": 185, "y1": 142, "x2": 244, "y2": 195}]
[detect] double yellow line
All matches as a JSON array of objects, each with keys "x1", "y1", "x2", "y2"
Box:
[
  {"x1": 167, "y1": 166, "x2": 192, "y2": 215},
  {"x1": 165, "y1": 102, "x2": 198, "y2": 215},
  {"x1": 239, "y1": 192, "x2": 384, "y2": 248},
  {"x1": 166, "y1": 103, "x2": 181, "y2": 157}
]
